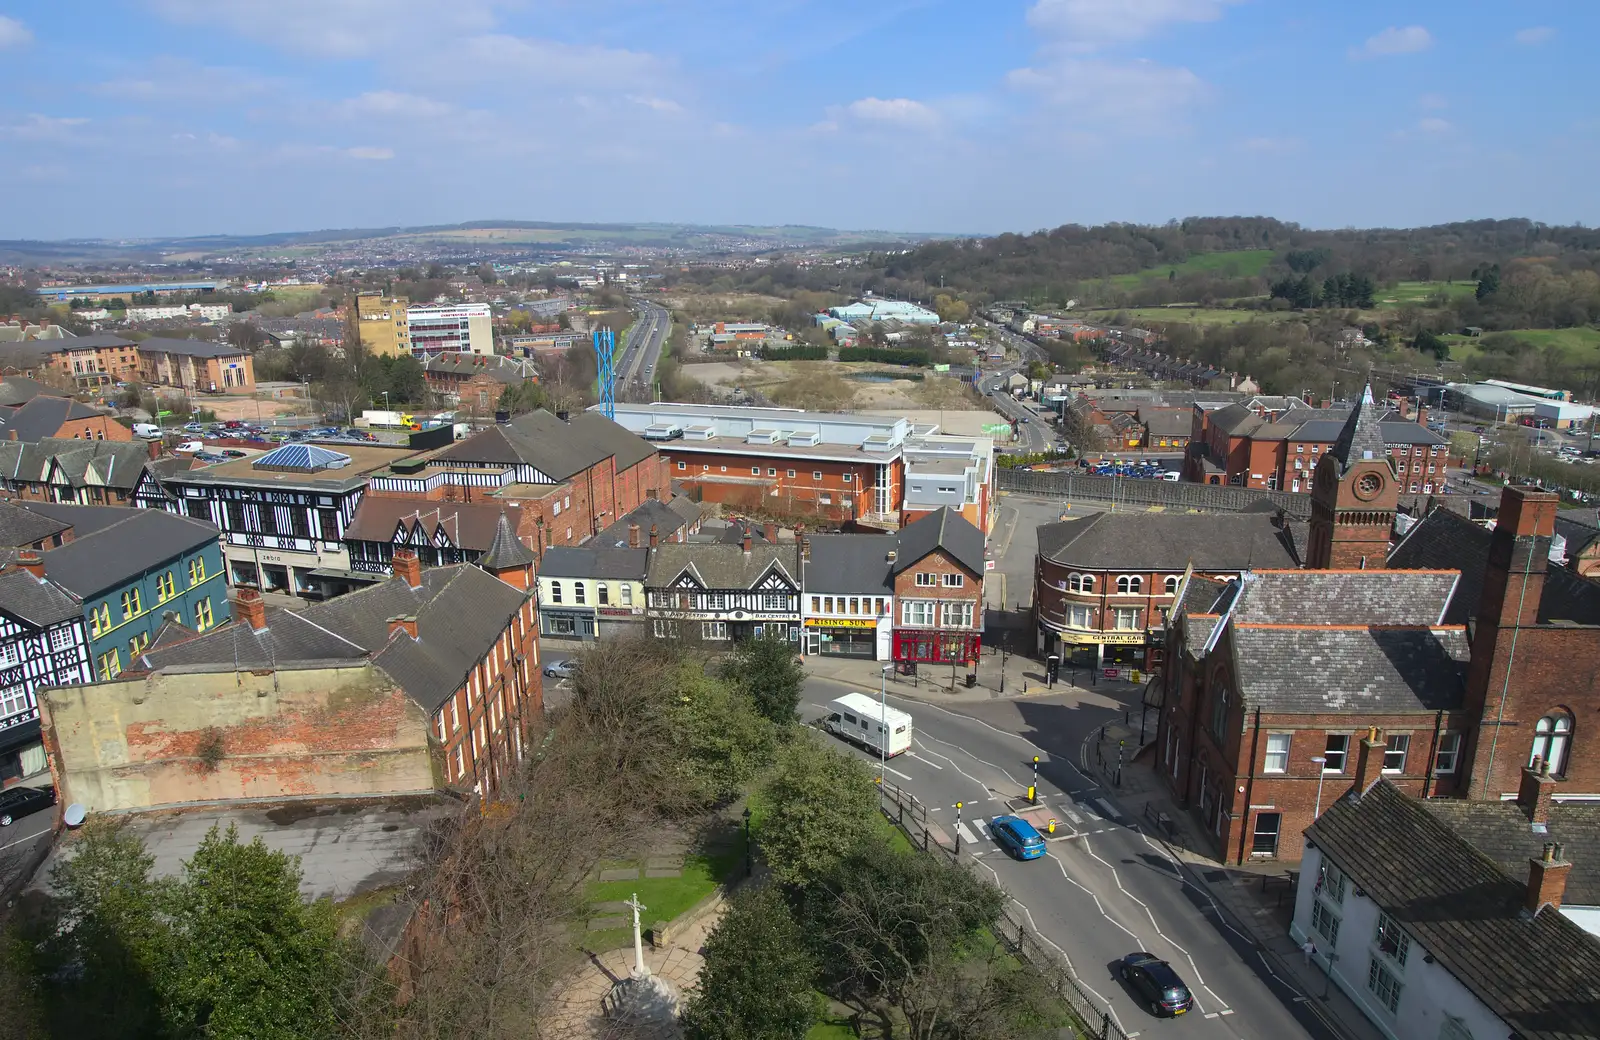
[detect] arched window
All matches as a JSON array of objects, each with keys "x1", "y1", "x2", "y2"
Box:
[
  {"x1": 1117, "y1": 575, "x2": 1142, "y2": 594},
  {"x1": 1067, "y1": 573, "x2": 1082, "y2": 592},
  {"x1": 1531, "y1": 713, "x2": 1573, "y2": 776},
  {"x1": 1081, "y1": 574, "x2": 1094, "y2": 592},
  {"x1": 1164, "y1": 575, "x2": 1180, "y2": 594}
]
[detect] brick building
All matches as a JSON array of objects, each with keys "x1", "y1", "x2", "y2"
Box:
[
  {"x1": 889, "y1": 507, "x2": 985, "y2": 668},
  {"x1": 29, "y1": 333, "x2": 142, "y2": 389},
  {"x1": 423, "y1": 353, "x2": 539, "y2": 421},
  {"x1": 136, "y1": 337, "x2": 255, "y2": 394},
  {"x1": 0, "y1": 438, "x2": 153, "y2": 504},
  {"x1": 1034, "y1": 511, "x2": 1306, "y2": 674},
  {"x1": 0, "y1": 393, "x2": 130, "y2": 443}
]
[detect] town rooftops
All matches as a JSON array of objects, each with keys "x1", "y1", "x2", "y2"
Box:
[
  {"x1": 424, "y1": 352, "x2": 537, "y2": 382},
  {"x1": 479, "y1": 511, "x2": 536, "y2": 571},
  {"x1": 345, "y1": 498, "x2": 512, "y2": 555},
  {"x1": 1038, "y1": 513, "x2": 1306, "y2": 572},
  {"x1": 0, "y1": 377, "x2": 66, "y2": 408},
  {"x1": 0, "y1": 499, "x2": 71, "y2": 549},
  {"x1": 606, "y1": 402, "x2": 913, "y2": 454},
  {"x1": 1390, "y1": 506, "x2": 1600, "y2": 626},
  {"x1": 1230, "y1": 625, "x2": 1468, "y2": 713},
  {"x1": 35, "y1": 333, "x2": 137, "y2": 350},
  {"x1": 1228, "y1": 569, "x2": 1460, "y2": 626},
  {"x1": 0, "y1": 567, "x2": 83, "y2": 628},
  {"x1": 538, "y1": 545, "x2": 648, "y2": 580},
  {"x1": 803, "y1": 533, "x2": 895, "y2": 595},
  {"x1": 1331, "y1": 384, "x2": 1389, "y2": 473},
  {"x1": 1306, "y1": 780, "x2": 1600, "y2": 1040},
  {"x1": 0, "y1": 396, "x2": 115, "y2": 442},
  {"x1": 1422, "y1": 798, "x2": 1600, "y2": 909},
  {"x1": 595, "y1": 496, "x2": 701, "y2": 547},
  {"x1": 162, "y1": 442, "x2": 420, "y2": 490},
  {"x1": 35, "y1": 506, "x2": 220, "y2": 599},
  {"x1": 646, "y1": 541, "x2": 801, "y2": 591},
  {"x1": 434, "y1": 410, "x2": 616, "y2": 480},
  {"x1": 893, "y1": 506, "x2": 985, "y2": 576},
  {"x1": 134, "y1": 337, "x2": 248, "y2": 359}
]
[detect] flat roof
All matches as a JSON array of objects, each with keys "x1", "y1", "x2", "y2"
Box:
[
  {"x1": 165, "y1": 442, "x2": 422, "y2": 489},
  {"x1": 35, "y1": 281, "x2": 218, "y2": 296},
  {"x1": 663, "y1": 437, "x2": 898, "y2": 463}
]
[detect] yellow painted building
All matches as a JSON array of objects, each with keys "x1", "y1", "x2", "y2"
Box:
[{"x1": 356, "y1": 292, "x2": 410, "y2": 357}]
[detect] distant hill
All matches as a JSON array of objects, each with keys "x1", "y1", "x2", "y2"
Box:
[{"x1": 0, "y1": 221, "x2": 959, "y2": 264}]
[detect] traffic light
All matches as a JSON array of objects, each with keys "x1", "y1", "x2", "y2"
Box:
[{"x1": 1046, "y1": 654, "x2": 1060, "y2": 686}]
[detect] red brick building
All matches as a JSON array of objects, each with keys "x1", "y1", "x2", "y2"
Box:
[
  {"x1": 423, "y1": 353, "x2": 539, "y2": 422},
  {"x1": 889, "y1": 508, "x2": 986, "y2": 667}
]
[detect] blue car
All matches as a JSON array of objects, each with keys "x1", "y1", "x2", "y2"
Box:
[{"x1": 990, "y1": 815, "x2": 1047, "y2": 860}]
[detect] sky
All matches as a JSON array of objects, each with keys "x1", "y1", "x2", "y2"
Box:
[{"x1": 0, "y1": 1, "x2": 1594, "y2": 240}]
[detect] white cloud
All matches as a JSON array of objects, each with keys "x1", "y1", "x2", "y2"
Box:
[
  {"x1": 844, "y1": 97, "x2": 940, "y2": 127},
  {"x1": 147, "y1": 0, "x2": 505, "y2": 58},
  {"x1": 1417, "y1": 117, "x2": 1451, "y2": 135},
  {"x1": 345, "y1": 146, "x2": 394, "y2": 160},
  {"x1": 0, "y1": 15, "x2": 32, "y2": 49},
  {"x1": 94, "y1": 59, "x2": 277, "y2": 104},
  {"x1": 1514, "y1": 26, "x2": 1555, "y2": 46},
  {"x1": 1351, "y1": 26, "x2": 1433, "y2": 59},
  {"x1": 418, "y1": 34, "x2": 663, "y2": 91},
  {"x1": 627, "y1": 95, "x2": 685, "y2": 116},
  {"x1": 335, "y1": 91, "x2": 455, "y2": 121},
  {"x1": 0, "y1": 115, "x2": 91, "y2": 142},
  {"x1": 1009, "y1": 58, "x2": 1208, "y2": 128},
  {"x1": 1025, "y1": 0, "x2": 1239, "y2": 50},
  {"x1": 1418, "y1": 92, "x2": 1448, "y2": 111}
]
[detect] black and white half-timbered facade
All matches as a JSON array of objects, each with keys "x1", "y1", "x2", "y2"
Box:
[
  {"x1": 0, "y1": 566, "x2": 91, "y2": 781},
  {"x1": 644, "y1": 537, "x2": 803, "y2": 643},
  {"x1": 133, "y1": 441, "x2": 424, "y2": 599}
]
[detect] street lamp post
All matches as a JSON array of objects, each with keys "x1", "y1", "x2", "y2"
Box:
[
  {"x1": 1311, "y1": 755, "x2": 1328, "y2": 820},
  {"x1": 878, "y1": 664, "x2": 892, "y2": 784}
]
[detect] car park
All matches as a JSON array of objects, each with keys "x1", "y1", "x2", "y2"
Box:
[
  {"x1": 221, "y1": 449, "x2": 247, "y2": 459},
  {"x1": 988, "y1": 815, "x2": 1046, "y2": 860},
  {"x1": 1118, "y1": 953, "x2": 1193, "y2": 1017},
  {"x1": 0, "y1": 784, "x2": 56, "y2": 827},
  {"x1": 194, "y1": 452, "x2": 229, "y2": 463},
  {"x1": 175, "y1": 440, "x2": 204, "y2": 454}
]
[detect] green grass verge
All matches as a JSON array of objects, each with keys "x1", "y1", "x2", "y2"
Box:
[
  {"x1": 1373, "y1": 280, "x2": 1478, "y2": 307},
  {"x1": 1101, "y1": 249, "x2": 1275, "y2": 290},
  {"x1": 1079, "y1": 306, "x2": 1297, "y2": 326},
  {"x1": 1441, "y1": 326, "x2": 1600, "y2": 367}
]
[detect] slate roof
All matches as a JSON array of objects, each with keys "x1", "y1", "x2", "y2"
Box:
[
  {"x1": 1172, "y1": 571, "x2": 1231, "y2": 617},
  {"x1": 594, "y1": 496, "x2": 701, "y2": 547},
  {"x1": 1230, "y1": 625, "x2": 1468, "y2": 713},
  {"x1": 1422, "y1": 799, "x2": 1600, "y2": 908},
  {"x1": 0, "y1": 396, "x2": 113, "y2": 441},
  {"x1": 0, "y1": 438, "x2": 152, "y2": 493},
  {"x1": 139, "y1": 608, "x2": 367, "y2": 672},
  {"x1": 803, "y1": 534, "x2": 895, "y2": 595},
  {"x1": 1139, "y1": 407, "x2": 1191, "y2": 439},
  {"x1": 645, "y1": 542, "x2": 801, "y2": 591},
  {"x1": 0, "y1": 568, "x2": 83, "y2": 627},
  {"x1": 1330, "y1": 384, "x2": 1388, "y2": 474},
  {"x1": 433, "y1": 410, "x2": 613, "y2": 480},
  {"x1": 1306, "y1": 780, "x2": 1600, "y2": 1040},
  {"x1": 135, "y1": 336, "x2": 247, "y2": 359},
  {"x1": 1389, "y1": 506, "x2": 1600, "y2": 626},
  {"x1": 564, "y1": 411, "x2": 658, "y2": 471},
  {"x1": 1228, "y1": 570, "x2": 1459, "y2": 626},
  {"x1": 39, "y1": 333, "x2": 136, "y2": 351},
  {"x1": 1379, "y1": 421, "x2": 1448, "y2": 446},
  {"x1": 39, "y1": 507, "x2": 220, "y2": 598},
  {"x1": 0, "y1": 500, "x2": 71, "y2": 548},
  {"x1": 537, "y1": 546, "x2": 649, "y2": 580},
  {"x1": 893, "y1": 507, "x2": 985, "y2": 576},
  {"x1": 1037, "y1": 513, "x2": 1305, "y2": 571},
  {"x1": 1287, "y1": 418, "x2": 1346, "y2": 443},
  {"x1": 0, "y1": 377, "x2": 67, "y2": 407},
  {"x1": 1209, "y1": 403, "x2": 1264, "y2": 436},
  {"x1": 343, "y1": 498, "x2": 508, "y2": 553},
  {"x1": 424, "y1": 352, "x2": 536, "y2": 382},
  {"x1": 479, "y1": 511, "x2": 536, "y2": 570}
]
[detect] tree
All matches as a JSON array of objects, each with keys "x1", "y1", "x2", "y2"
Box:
[
  {"x1": 476, "y1": 263, "x2": 497, "y2": 286},
  {"x1": 758, "y1": 737, "x2": 882, "y2": 887},
  {"x1": 1413, "y1": 330, "x2": 1449, "y2": 360},
  {"x1": 226, "y1": 323, "x2": 268, "y2": 352},
  {"x1": 384, "y1": 354, "x2": 427, "y2": 404},
  {"x1": 720, "y1": 632, "x2": 804, "y2": 725},
  {"x1": 1476, "y1": 264, "x2": 1501, "y2": 300},
  {"x1": 666, "y1": 659, "x2": 775, "y2": 807},
  {"x1": 681, "y1": 886, "x2": 821, "y2": 1040},
  {"x1": 425, "y1": 262, "x2": 448, "y2": 281}
]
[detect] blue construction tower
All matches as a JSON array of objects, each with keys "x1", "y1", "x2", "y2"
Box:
[{"x1": 592, "y1": 327, "x2": 616, "y2": 420}]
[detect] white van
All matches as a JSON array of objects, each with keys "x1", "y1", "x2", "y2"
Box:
[
  {"x1": 1161, "y1": 471, "x2": 1181, "y2": 481},
  {"x1": 132, "y1": 423, "x2": 161, "y2": 439},
  {"x1": 823, "y1": 692, "x2": 913, "y2": 758}
]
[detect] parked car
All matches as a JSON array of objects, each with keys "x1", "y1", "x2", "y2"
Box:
[
  {"x1": 1118, "y1": 953, "x2": 1193, "y2": 1017},
  {"x1": 988, "y1": 815, "x2": 1046, "y2": 860},
  {"x1": 543, "y1": 659, "x2": 577, "y2": 679},
  {"x1": 183, "y1": 422, "x2": 204, "y2": 432},
  {"x1": 221, "y1": 449, "x2": 247, "y2": 459},
  {"x1": 0, "y1": 784, "x2": 56, "y2": 827},
  {"x1": 194, "y1": 452, "x2": 229, "y2": 463}
]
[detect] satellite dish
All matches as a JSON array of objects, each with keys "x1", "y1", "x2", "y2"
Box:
[{"x1": 63, "y1": 804, "x2": 86, "y2": 828}]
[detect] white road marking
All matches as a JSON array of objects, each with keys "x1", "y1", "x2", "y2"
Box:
[
  {"x1": 955, "y1": 821, "x2": 978, "y2": 846},
  {"x1": 886, "y1": 694, "x2": 1097, "y2": 786},
  {"x1": 1094, "y1": 798, "x2": 1122, "y2": 821},
  {"x1": 0, "y1": 823, "x2": 50, "y2": 853},
  {"x1": 912, "y1": 740, "x2": 996, "y2": 793},
  {"x1": 879, "y1": 764, "x2": 913, "y2": 780},
  {"x1": 1064, "y1": 809, "x2": 1083, "y2": 825},
  {"x1": 907, "y1": 752, "x2": 943, "y2": 769},
  {"x1": 915, "y1": 730, "x2": 1023, "y2": 787},
  {"x1": 974, "y1": 819, "x2": 992, "y2": 839}
]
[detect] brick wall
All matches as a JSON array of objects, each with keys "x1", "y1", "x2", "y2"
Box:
[
  {"x1": 42, "y1": 663, "x2": 434, "y2": 812},
  {"x1": 892, "y1": 548, "x2": 983, "y2": 662},
  {"x1": 430, "y1": 597, "x2": 541, "y2": 796},
  {"x1": 663, "y1": 449, "x2": 882, "y2": 524},
  {"x1": 55, "y1": 415, "x2": 133, "y2": 441}
]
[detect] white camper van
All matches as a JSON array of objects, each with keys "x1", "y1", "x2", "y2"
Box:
[{"x1": 823, "y1": 693, "x2": 913, "y2": 758}]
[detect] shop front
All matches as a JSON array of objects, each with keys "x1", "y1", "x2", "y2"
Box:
[
  {"x1": 892, "y1": 630, "x2": 982, "y2": 669},
  {"x1": 540, "y1": 605, "x2": 597, "y2": 640},
  {"x1": 803, "y1": 617, "x2": 881, "y2": 659},
  {"x1": 1045, "y1": 627, "x2": 1151, "y2": 678},
  {"x1": 595, "y1": 605, "x2": 646, "y2": 640}
]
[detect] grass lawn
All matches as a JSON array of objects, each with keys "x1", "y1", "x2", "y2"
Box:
[
  {"x1": 1443, "y1": 326, "x2": 1600, "y2": 368},
  {"x1": 1079, "y1": 306, "x2": 1295, "y2": 327},
  {"x1": 582, "y1": 825, "x2": 747, "y2": 953},
  {"x1": 1102, "y1": 249, "x2": 1275, "y2": 290},
  {"x1": 1373, "y1": 280, "x2": 1478, "y2": 307}
]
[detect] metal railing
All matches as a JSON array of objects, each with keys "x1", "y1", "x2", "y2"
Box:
[{"x1": 877, "y1": 780, "x2": 1132, "y2": 1040}]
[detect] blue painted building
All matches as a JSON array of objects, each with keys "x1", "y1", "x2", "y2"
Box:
[{"x1": 26, "y1": 504, "x2": 229, "y2": 679}]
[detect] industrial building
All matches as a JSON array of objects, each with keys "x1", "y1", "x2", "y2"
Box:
[
  {"x1": 407, "y1": 303, "x2": 493, "y2": 358},
  {"x1": 827, "y1": 299, "x2": 942, "y2": 325},
  {"x1": 33, "y1": 281, "x2": 219, "y2": 303},
  {"x1": 1443, "y1": 382, "x2": 1552, "y2": 422}
]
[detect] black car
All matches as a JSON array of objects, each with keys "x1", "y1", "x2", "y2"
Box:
[
  {"x1": 0, "y1": 784, "x2": 56, "y2": 826},
  {"x1": 1119, "y1": 952, "x2": 1192, "y2": 1017}
]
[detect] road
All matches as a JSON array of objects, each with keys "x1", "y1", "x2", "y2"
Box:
[
  {"x1": 617, "y1": 298, "x2": 670, "y2": 391},
  {"x1": 802, "y1": 676, "x2": 1330, "y2": 1040}
]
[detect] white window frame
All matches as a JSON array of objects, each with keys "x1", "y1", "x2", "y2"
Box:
[
  {"x1": 1068, "y1": 604, "x2": 1093, "y2": 629},
  {"x1": 1382, "y1": 733, "x2": 1409, "y2": 774},
  {"x1": 1433, "y1": 732, "x2": 1461, "y2": 774},
  {"x1": 1112, "y1": 607, "x2": 1141, "y2": 630},
  {"x1": 942, "y1": 573, "x2": 964, "y2": 588},
  {"x1": 940, "y1": 601, "x2": 973, "y2": 629},
  {"x1": 1323, "y1": 733, "x2": 1349, "y2": 773},
  {"x1": 901, "y1": 600, "x2": 936, "y2": 627},
  {"x1": 1263, "y1": 733, "x2": 1291, "y2": 773},
  {"x1": 701, "y1": 621, "x2": 729, "y2": 640},
  {"x1": 915, "y1": 572, "x2": 936, "y2": 587}
]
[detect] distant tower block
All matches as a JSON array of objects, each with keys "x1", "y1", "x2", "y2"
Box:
[{"x1": 593, "y1": 327, "x2": 617, "y2": 420}]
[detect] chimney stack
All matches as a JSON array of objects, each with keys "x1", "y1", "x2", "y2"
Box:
[
  {"x1": 1352, "y1": 727, "x2": 1385, "y2": 795},
  {"x1": 1525, "y1": 842, "x2": 1572, "y2": 915},
  {"x1": 742, "y1": 530, "x2": 752, "y2": 554},
  {"x1": 1480, "y1": 486, "x2": 1558, "y2": 629},
  {"x1": 648, "y1": 524, "x2": 658, "y2": 548},
  {"x1": 235, "y1": 587, "x2": 267, "y2": 630},
  {"x1": 629, "y1": 523, "x2": 640, "y2": 548},
  {"x1": 392, "y1": 548, "x2": 423, "y2": 589},
  {"x1": 147, "y1": 436, "x2": 162, "y2": 460},
  {"x1": 801, "y1": 533, "x2": 810, "y2": 560},
  {"x1": 386, "y1": 615, "x2": 419, "y2": 640},
  {"x1": 1519, "y1": 757, "x2": 1557, "y2": 828},
  {"x1": 15, "y1": 550, "x2": 44, "y2": 579}
]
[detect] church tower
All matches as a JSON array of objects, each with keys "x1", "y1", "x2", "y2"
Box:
[{"x1": 1306, "y1": 384, "x2": 1396, "y2": 570}]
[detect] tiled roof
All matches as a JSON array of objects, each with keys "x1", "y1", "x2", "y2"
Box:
[
  {"x1": 564, "y1": 410, "x2": 657, "y2": 471},
  {"x1": 344, "y1": 499, "x2": 508, "y2": 554},
  {"x1": 139, "y1": 608, "x2": 367, "y2": 672},
  {"x1": 537, "y1": 546, "x2": 649, "y2": 580},
  {"x1": 594, "y1": 496, "x2": 701, "y2": 547},
  {"x1": 1389, "y1": 506, "x2": 1600, "y2": 625},
  {"x1": 0, "y1": 499, "x2": 71, "y2": 548},
  {"x1": 894, "y1": 507, "x2": 985, "y2": 576},
  {"x1": 1209, "y1": 403, "x2": 1263, "y2": 436},
  {"x1": 479, "y1": 511, "x2": 535, "y2": 570},
  {"x1": 1330, "y1": 384, "x2": 1388, "y2": 474},
  {"x1": 434, "y1": 410, "x2": 613, "y2": 480},
  {"x1": 0, "y1": 396, "x2": 111, "y2": 441},
  {"x1": 1229, "y1": 570, "x2": 1459, "y2": 626},
  {"x1": 0, "y1": 568, "x2": 83, "y2": 627},
  {"x1": 803, "y1": 534, "x2": 896, "y2": 595},
  {"x1": 645, "y1": 542, "x2": 801, "y2": 591},
  {"x1": 1138, "y1": 407, "x2": 1191, "y2": 439},
  {"x1": 1422, "y1": 799, "x2": 1600, "y2": 908},
  {"x1": 0, "y1": 377, "x2": 67, "y2": 407},
  {"x1": 1172, "y1": 571, "x2": 1231, "y2": 617},
  {"x1": 1037, "y1": 513, "x2": 1305, "y2": 571},
  {"x1": 1231, "y1": 625, "x2": 1468, "y2": 713},
  {"x1": 1306, "y1": 780, "x2": 1600, "y2": 1040},
  {"x1": 1379, "y1": 421, "x2": 1448, "y2": 446},
  {"x1": 0, "y1": 438, "x2": 152, "y2": 492},
  {"x1": 41, "y1": 508, "x2": 220, "y2": 598},
  {"x1": 423, "y1": 352, "x2": 535, "y2": 381}
]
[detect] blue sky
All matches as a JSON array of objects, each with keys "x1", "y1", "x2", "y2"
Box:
[{"x1": 0, "y1": 1, "x2": 1592, "y2": 239}]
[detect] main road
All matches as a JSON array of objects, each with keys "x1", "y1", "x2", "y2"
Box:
[
  {"x1": 617, "y1": 298, "x2": 671, "y2": 391},
  {"x1": 802, "y1": 675, "x2": 1332, "y2": 1040}
]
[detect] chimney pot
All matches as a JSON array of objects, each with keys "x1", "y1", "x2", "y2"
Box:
[
  {"x1": 386, "y1": 614, "x2": 419, "y2": 640},
  {"x1": 1519, "y1": 759, "x2": 1557, "y2": 827},
  {"x1": 628, "y1": 523, "x2": 640, "y2": 548},
  {"x1": 648, "y1": 523, "x2": 659, "y2": 547},
  {"x1": 1526, "y1": 841, "x2": 1573, "y2": 915},
  {"x1": 392, "y1": 548, "x2": 423, "y2": 588},
  {"x1": 235, "y1": 587, "x2": 268, "y2": 630},
  {"x1": 15, "y1": 550, "x2": 44, "y2": 579},
  {"x1": 1352, "y1": 727, "x2": 1385, "y2": 796}
]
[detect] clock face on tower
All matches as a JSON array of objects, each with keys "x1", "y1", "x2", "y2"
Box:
[{"x1": 1353, "y1": 471, "x2": 1384, "y2": 501}]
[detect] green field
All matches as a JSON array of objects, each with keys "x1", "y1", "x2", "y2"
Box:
[
  {"x1": 1444, "y1": 325, "x2": 1600, "y2": 366},
  {"x1": 1373, "y1": 281, "x2": 1478, "y2": 308},
  {"x1": 1079, "y1": 306, "x2": 1298, "y2": 327},
  {"x1": 1103, "y1": 248, "x2": 1276, "y2": 290}
]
